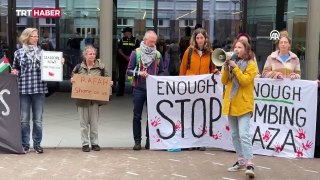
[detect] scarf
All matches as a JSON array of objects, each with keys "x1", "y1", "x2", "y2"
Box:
[
  {"x1": 140, "y1": 41, "x2": 157, "y2": 70},
  {"x1": 22, "y1": 44, "x2": 41, "y2": 70},
  {"x1": 230, "y1": 59, "x2": 249, "y2": 99}
]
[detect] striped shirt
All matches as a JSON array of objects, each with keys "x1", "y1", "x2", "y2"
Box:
[{"x1": 12, "y1": 47, "x2": 48, "y2": 94}]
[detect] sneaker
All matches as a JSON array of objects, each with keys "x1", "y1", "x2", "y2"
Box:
[
  {"x1": 82, "y1": 145, "x2": 90, "y2": 152},
  {"x1": 245, "y1": 165, "x2": 255, "y2": 178},
  {"x1": 34, "y1": 146, "x2": 43, "y2": 154},
  {"x1": 133, "y1": 142, "x2": 141, "y2": 151},
  {"x1": 23, "y1": 146, "x2": 30, "y2": 154},
  {"x1": 92, "y1": 145, "x2": 101, "y2": 151},
  {"x1": 145, "y1": 138, "x2": 150, "y2": 150},
  {"x1": 227, "y1": 161, "x2": 246, "y2": 172}
]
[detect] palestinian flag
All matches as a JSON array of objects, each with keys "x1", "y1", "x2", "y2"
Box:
[{"x1": 0, "y1": 56, "x2": 10, "y2": 73}]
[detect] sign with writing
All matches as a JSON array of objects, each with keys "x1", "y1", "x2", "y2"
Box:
[
  {"x1": 41, "y1": 51, "x2": 63, "y2": 82},
  {"x1": 0, "y1": 73, "x2": 24, "y2": 154},
  {"x1": 147, "y1": 75, "x2": 317, "y2": 158},
  {"x1": 16, "y1": 8, "x2": 62, "y2": 18},
  {"x1": 71, "y1": 74, "x2": 111, "y2": 102}
]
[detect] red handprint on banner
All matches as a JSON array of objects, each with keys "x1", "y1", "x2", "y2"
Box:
[
  {"x1": 225, "y1": 124, "x2": 230, "y2": 132},
  {"x1": 198, "y1": 125, "x2": 208, "y2": 135},
  {"x1": 302, "y1": 140, "x2": 313, "y2": 151},
  {"x1": 150, "y1": 116, "x2": 161, "y2": 127},
  {"x1": 296, "y1": 147, "x2": 303, "y2": 157},
  {"x1": 295, "y1": 128, "x2": 306, "y2": 139},
  {"x1": 152, "y1": 135, "x2": 161, "y2": 143},
  {"x1": 175, "y1": 120, "x2": 181, "y2": 131},
  {"x1": 274, "y1": 143, "x2": 283, "y2": 153},
  {"x1": 212, "y1": 131, "x2": 222, "y2": 140},
  {"x1": 262, "y1": 130, "x2": 272, "y2": 142}
]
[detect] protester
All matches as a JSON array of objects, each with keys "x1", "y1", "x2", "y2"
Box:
[
  {"x1": 179, "y1": 28, "x2": 219, "y2": 76},
  {"x1": 165, "y1": 39, "x2": 180, "y2": 76},
  {"x1": 71, "y1": 45, "x2": 113, "y2": 152},
  {"x1": 262, "y1": 31, "x2": 301, "y2": 79},
  {"x1": 221, "y1": 39, "x2": 257, "y2": 178},
  {"x1": 11, "y1": 28, "x2": 64, "y2": 154},
  {"x1": 179, "y1": 26, "x2": 191, "y2": 60},
  {"x1": 232, "y1": 33, "x2": 260, "y2": 77},
  {"x1": 117, "y1": 27, "x2": 140, "y2": 96},
  {"x1": 127, "y1": 30, "x2": 164, "y2": 150},
  {"x1": 179, "y1": 28, "x2": 219, "y2": 151}
]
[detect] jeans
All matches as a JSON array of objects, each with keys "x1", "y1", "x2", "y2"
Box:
[
  {"x1": 78, "y1": 103, "x2": 99, "y2": 146},
  {"x1": 132, "y1": 88, "x2": 149, "y2": 142},
  {"x1": 20, "y1": 93, "x2": 45, "y2": 147},
  {"x1": 228, "y1": 113, "x2": 253, "y2": 160}
]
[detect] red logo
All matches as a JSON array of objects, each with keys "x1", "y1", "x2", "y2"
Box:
[{"x1": 32, "y1": 8, "x2": 62, "y2": 18}]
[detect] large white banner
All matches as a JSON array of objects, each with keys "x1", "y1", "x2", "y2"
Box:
[{"x1": 147, "y1": 74, "x2": 318, "y2": 158}]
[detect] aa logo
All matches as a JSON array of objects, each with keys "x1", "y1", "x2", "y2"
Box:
[{"x1": 270, "y1": 30, "x2": 280, "y2": 40}]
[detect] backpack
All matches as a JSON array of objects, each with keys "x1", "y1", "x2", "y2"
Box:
[
  {"x1": 73, "y1": 63, "x2": 105, "y2": 76},
  {"x1": 186, "y1": 48, "x2": 213, "y2": 71},
  {"x1": 128, "y1": 48, "x2": 161, "y2": 86},
  {"x1": 40, "y1": 39, "x2": 52, "y2": 51}
]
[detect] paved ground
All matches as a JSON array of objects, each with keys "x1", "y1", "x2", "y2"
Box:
[
  {"x1": 1, "y1": 91, "x2": 319, "y2": 179},
  {"x1": 1, "y1": 149, "x2": 319, "y2": 180}
]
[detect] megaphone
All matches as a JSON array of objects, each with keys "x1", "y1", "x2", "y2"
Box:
[{"x1": 211, "y1": 48, "x2": 238, "y2": 66}]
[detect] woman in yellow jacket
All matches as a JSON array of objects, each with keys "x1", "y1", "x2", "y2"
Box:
[
  {"x1": 221, "y1": 39, "x2": 257, "y2": 178},
  {"x1": 179, "y1": 28, "x2": 218, "y2": 76}
]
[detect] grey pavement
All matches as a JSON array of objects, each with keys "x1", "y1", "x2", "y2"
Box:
[
  {"x1": 1, "y1": 149, "x2": 319, "y2": 180},
  {"x1": 1, "y1": 91, "x2": 320, "y2": 179},
  {"x1": 42, "y1": 91, "x2": 145, "y2": 148}
]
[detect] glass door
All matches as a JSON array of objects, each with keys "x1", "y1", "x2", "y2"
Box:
[
  {"x1": 0, "y1": 0, "x2": 9, "y2": 60},
  {"x1": 16, "y1": 0, "x2": 56, "y2": 50}
]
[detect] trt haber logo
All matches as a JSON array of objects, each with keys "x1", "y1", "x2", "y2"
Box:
[{"x1": 32, "y1": 8, "x2": 62, "y2": 18}]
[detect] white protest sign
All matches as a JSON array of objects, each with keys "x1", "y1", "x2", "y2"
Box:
[
  {"x1": 252, "y1": 78, "x2": 317, "y2": 158},
  {"x1": 41, "y1": 51, "x2": 63, "y2": 81},
  {"x1": 147, "y1": 74, "x2": 233, "y2": 151},
  {"x1": 147, "y1": 75, "x2": 317, "y2": 158}
]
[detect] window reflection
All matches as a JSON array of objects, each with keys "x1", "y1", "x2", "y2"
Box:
[{"x1": 60, "y1": 0, "x2": 100, "y2": 79}]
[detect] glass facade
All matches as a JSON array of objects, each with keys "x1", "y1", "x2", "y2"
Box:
[
  {"x1": 0, "y1": 0, "x2": 8, "y2": 59},
  {"x1": 59, "y1": 0, "x2": 100, "y2": 79},
  {"x1": 247, "y1": 0, "x2": 308, "y2": 77},
  {"x1": 0, "y1": 0, "x2": 318, "y2": 81}
]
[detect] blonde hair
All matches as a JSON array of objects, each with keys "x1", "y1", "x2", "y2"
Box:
[
  {"x1": 275, "y1": 30, "x2": 291, "y2": 50},
  {"x1": 19, "y1": 28, "x2": 38, "y2": 45},
  {"x1": 189, "y1": 28, "x2": 211, "y2": 52},
  {"x1": 82, "y1": 45, "x2": 97, "y2": 59}
]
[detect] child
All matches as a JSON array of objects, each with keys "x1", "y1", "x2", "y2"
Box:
[{"x1": 221, "y1": 39, "x2": 257, "y2": 178}]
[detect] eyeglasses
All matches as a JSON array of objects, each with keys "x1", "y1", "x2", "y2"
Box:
[{"x1": 30, "y1": 36, "x2": 39, "y2": 38}]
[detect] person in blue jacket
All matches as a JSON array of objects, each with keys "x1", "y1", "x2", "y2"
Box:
[{"x1": 127, "y1": 30, "x2": 164, "y2": 150}]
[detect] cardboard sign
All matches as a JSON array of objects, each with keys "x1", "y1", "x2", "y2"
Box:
[
  {"x1": 71, "y1": 74, "x2": 111, "y2": 101},
  {"x1": 41, "y1": 51, "x2": 63, "y2": 81}
]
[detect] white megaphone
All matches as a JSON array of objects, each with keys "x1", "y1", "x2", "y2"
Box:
[{"x1": 211, "y1": 48, "x2": 238, "y2": 66}]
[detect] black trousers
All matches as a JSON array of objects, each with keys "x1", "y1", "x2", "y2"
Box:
[{"x1": 117, "y1": 59, "x2": 128, "y2": 95}]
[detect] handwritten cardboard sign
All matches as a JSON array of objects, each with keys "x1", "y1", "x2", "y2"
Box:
[
  {"x1": 41, "y1": 51, "x2": 63, "y2": 81},
  {"x1": 71, "y1": 74, "x2": 111, "y2": 101}
]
